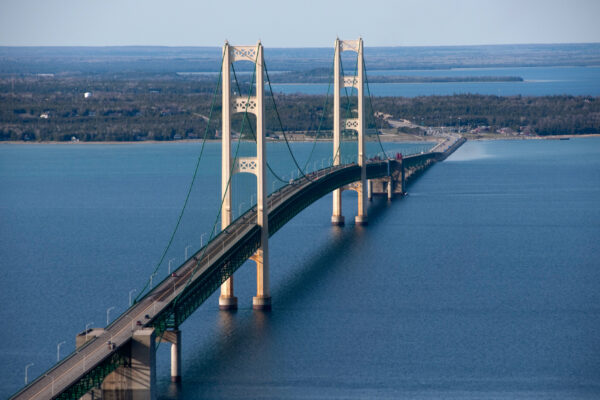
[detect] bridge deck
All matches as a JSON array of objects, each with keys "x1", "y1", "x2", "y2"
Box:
[{"x1": 12, "y1": 148, "x2": 461, "y2": 399}]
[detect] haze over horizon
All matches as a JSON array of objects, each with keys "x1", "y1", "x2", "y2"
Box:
[{"x1": 1, "y1": 0, "x2": 599, "y2": 48}]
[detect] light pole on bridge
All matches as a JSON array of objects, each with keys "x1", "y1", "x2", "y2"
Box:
[
  {"x1": 129, "y1": 289, "x2": 136, "y2": 307},
  {"x1": 168, "y1": 258, "x2": 175, "y2": 274},
  {"x1": 106, "y1": 306, "x2": 115, "y2": 326},
  {"x1": 24, "y1": 363, "x2": 34, "y2": 384},
  {"x1": 57, "y1": 341, "x2": 66, "y2": 362},
  {"x1": 85, "y1": 322, "x2": 94, "y2": 341}
]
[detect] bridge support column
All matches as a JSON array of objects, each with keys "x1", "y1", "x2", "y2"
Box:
[
  {"x1": 331, "y1": 191, "x2": 344, "y2": 226},
  {"x1": 400, "y1": 159, "x2": 405, "y2": 194},
  {"x1": 130, "y1": 328, "x2": 156, "y2": 400},
  {"x1": 387, "y1": 178, "x2": 393, "y2": 200},
  {"x1": 331, "y1": 38, "x2": 344, "y2": 226},
  {"x1": 252, "y1": 249, "x2": 271, "y2": 310},
  {"x1": 219, "y1": 41, "x2": 238, "y2": 311},
  {"x1": 254, "y1": 43, "x2": 271, "y2": 311},
  {"x1": 219, "y1": 281, "x2": 237, "y2": 311},
  {"x1": 162, "y1": 329, "x2": 181, "y2": 383},
  {"x1": 355, "y1": 183, "x2": 368, "y2": 225},
  {"x1": 367, "y1": 179, "x2": 372, "y2": 201},
  {"x1": 101, "y1": 328, "x2": 156, "y2": 400},
  {"x1": 354, "y1": 38, "x2": 368, "y2": 226}
]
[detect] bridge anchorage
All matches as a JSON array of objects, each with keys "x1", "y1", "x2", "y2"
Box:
[{"x1": 11, "y1": 37, "x2": 466, "y2": 400}]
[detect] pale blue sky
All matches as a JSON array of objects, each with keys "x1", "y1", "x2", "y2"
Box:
[{"x1": 1, "y1": 0, "x2": 599, "y2": 47}]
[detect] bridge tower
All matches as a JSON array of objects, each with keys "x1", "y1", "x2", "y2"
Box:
[
  {"x1": 332, "y1": 38, "x2": 368, "y2": 226},
  {"x1": 220, "y1": 41, "x2": 271, "y2": 311}
]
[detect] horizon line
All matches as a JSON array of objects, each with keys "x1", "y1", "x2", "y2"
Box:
[{"x1": 1, "y1": 42, "x2": 599, "y2": 49}]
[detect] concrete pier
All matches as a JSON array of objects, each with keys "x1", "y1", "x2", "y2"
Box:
[
  {"x1": 218, "y1": 295, "x2": 238, "y2": 311},
  {"x1": 162, "y1": 330, "x2": 181, "y2": 383},
  {"x1": 331, "y1": 213, "x2": 345, "y2": 226},
  {"x1": 251, "y1": 249, "x2": 271, "y2": 310},
  {"x1": 354, "y1": 214, "x2": 368, "y2": 226},
  {"x1": 101, "y1": 328, "x2": 157, "y2": 400}
]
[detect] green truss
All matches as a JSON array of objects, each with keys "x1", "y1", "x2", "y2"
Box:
[{"x1": 54, "y1": 351, "x2": 128, "y2": 400}]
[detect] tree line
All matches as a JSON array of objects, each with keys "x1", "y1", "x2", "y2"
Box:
[{"x1": 0, "y1": 75, "x2": 598, "y2": 141}]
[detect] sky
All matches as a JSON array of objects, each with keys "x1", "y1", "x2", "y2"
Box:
[{"x1": 1, "y1": 0, "x2": 599, "y2": 47}]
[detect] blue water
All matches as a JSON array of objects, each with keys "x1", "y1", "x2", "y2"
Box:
[
  {"x1": 1, "y1": 138, "x2": 599, "y2": 399},
  {"x1": 272, "y1": 66, "x2": 600, "y2": 97}
]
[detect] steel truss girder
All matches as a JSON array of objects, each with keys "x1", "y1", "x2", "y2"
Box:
[
  {"x1": 54, "y1": 351, "x2": 128, "y2": 400},
  {"x1": 269, "y1": 162, "x2": 391, "y2": 236},
  {"x1": 150, "y1": 226, "x2": 261, "y2": 336}
]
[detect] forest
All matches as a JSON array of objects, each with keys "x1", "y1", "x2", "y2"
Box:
[{"x1": 0, "y1": 75, "x2": 598, "y2": 141}]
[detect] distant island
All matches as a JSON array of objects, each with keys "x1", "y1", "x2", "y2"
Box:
[
  {"x1": 1, "y1": 43, "x2": 599, "y2": 74},
  {"x1": 268, "y1": 68, "x2": 524, "y2": 84}
]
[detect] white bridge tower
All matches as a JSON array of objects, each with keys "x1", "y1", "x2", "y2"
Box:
[
  {"x1": 220, "y1": 42, "x2": 271, "y2": 311},
  {"x1": 332, "y1": 38, "x2": 368, "y2": 226}
]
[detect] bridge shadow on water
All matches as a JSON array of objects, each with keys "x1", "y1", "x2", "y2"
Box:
[
  {"x1": 272, "y1": 195, "x2": 396, "y2": 309},
  {"x1": 159, "y1": 196, "x2": 402, "y2": 399}
]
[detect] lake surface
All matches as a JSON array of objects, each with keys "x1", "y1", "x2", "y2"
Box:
[
  {"x1": 1, "y1": 138, "x2": 599, "y2": 399},
  {"x1": 271, "y1": 66, "x2": 600, "y2": 97}
]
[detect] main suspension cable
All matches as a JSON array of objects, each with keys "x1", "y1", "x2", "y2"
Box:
[
  {"x1": 134, "y1": 52, "x2": 225, "y2": 303},
  {"x1": 362, "y1": 56, "x2": 389, "y2": 159},
  {"x1": 263, "y1": 60, "x2": 315, "y2": 182},
  {"x1": 173, "y1": 49, "x2": 259, "y2": 307},
  {"x1": 302, "y1": 54, "x2": 334, "y2": 171}
]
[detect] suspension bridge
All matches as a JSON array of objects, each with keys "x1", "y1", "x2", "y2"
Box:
[{"x1": 11, "y1": 39, "x2": 464, "y2": 400}]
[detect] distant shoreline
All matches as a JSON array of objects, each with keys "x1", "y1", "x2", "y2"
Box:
[
  {"x1": 2, "y1": 134, "x2": 598, "y2": 146},
  {"x1": 465, "y1": 133, "x2": 600, "y2": 141}
]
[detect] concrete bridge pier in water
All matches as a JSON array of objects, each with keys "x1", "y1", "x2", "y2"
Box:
[
  {"x1": 76, "y1": 328, "x2": 158, "y2": 400},
  {"x1": 75, "y1": 327, "x2": 183, "y2": 399},
  {"x1": 369, "y1": 160, "x2": 407, "y2": 200}
]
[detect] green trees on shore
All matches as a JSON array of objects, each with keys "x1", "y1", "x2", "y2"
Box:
[{"x1": 0, "y1": 76, "x2": 597, "y2": 141}]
